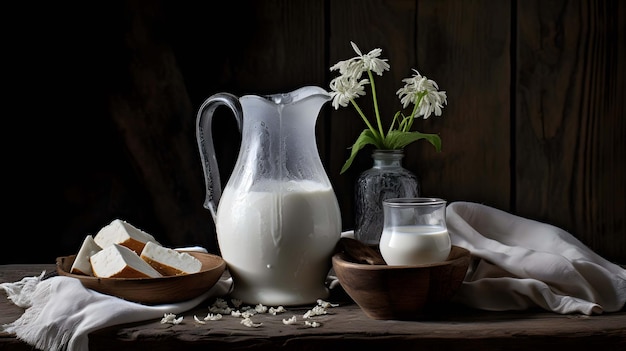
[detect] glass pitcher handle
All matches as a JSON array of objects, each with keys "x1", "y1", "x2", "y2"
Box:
[{"x1": 195, "y1": 93, "x2": 243, "y2": 221}]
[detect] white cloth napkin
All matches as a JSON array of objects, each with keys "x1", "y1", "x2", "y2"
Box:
[
  {"x1": 446, "y1": 201, "x2": 626, "y2": 315},
  {"x1": 1, "y1": 270, "x2": 232, "y2": 351}
]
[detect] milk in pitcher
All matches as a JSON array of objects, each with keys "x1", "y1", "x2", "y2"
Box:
[{"x1": 216, "y1": 179, "x2": 341, "y2": 306}]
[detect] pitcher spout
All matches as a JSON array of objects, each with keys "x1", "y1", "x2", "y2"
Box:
[{"x1": 245, "y1": 86, "x2": 330, "y2": 106}]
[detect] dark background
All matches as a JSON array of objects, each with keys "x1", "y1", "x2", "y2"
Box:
[{"x1": 3, "y1": 0, "x2": 624, "y2": 264}]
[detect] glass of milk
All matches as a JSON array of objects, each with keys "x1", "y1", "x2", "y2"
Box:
[{"x1": 379, "y1": 198, "x2": 451, "y2": 266}]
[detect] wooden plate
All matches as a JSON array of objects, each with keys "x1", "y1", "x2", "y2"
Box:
[{"x1": 56, "y1": 252, "x2": 226, "y2": 305}]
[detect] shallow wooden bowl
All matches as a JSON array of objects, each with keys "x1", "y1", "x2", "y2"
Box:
[
  {"x1": 56, "y1": 252, "x2": 226, "y2": 305},
  {"x1": 332, "y1": 245, "x2": 470, "y2": 320}
]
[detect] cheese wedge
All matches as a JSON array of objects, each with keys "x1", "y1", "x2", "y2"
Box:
[
  {"x1": 90, "y1": 243, "x2": 162, "y2": 278},
  {"x1": 140, "y1": 241, "x2": 202, "y2": 276},
  {"x1": 70, "y1": 235, "x2": 102, "y2": 276},
  {"x1": 94, "y1": 219, "x2": 160, "y2": 254}
]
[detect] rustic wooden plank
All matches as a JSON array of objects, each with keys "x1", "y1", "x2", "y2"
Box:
[
  {"x1": 187, "y1": 0, "x2": 328, "y2": 94},
  {"x1": 205, "y1": 0, "x2": 330, "y2": 171},
  {"x1": 413, "y1": 0, "x2": 511, "y2": 211},
  {"x1": 2, "y1": 265, "x2": 625, "y2": 351},
  {"x1": 516, "y1": 0, "x2": 626, "y2": 263},
  {"x1": 178, "y1": 0, "x2": 328, "y2": 189},
  {"x1": 1, "y1": 1, "x2": 168, "y2": 264},
  {"x1": 3, "y1": 0, "x2": 624, "y2": 266},
  {"x1": 106, "y1": 0, "x2": 218, "y2": 253},
  {"x1": 108, "y1": 0, "x2": 328, "y2": 255}
]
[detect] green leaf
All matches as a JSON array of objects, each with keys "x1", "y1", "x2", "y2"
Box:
[
  {"x1": 383, "y1": 130, "x2": 442, "y2": 151},
  {"x1": 340, "y1": 129, "x2": 381, "y2": 174}
]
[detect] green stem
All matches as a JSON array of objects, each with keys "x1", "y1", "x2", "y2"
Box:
[
  {"x1": 350, "y1": 99, "x2": 380, "y2": 139},
  {"x1": 406, "y1": 92, "x2": 425, "y2": 131},
  {"x1": 367, "y1": 70, "x2": 385, "y2": 139}
]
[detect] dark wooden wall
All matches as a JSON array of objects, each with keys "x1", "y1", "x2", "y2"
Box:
[{"x1": 4, "y1": 0, "x2": 624, "y2": 265}]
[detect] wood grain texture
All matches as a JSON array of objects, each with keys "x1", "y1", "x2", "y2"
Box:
[
  {"x1": 332, "y1": 246, "x2": 470, "y2": 320},
  {"x1": 106, "y1": 1, "x2": 219, "y2": 255},
  {"x1": 1, "y1": 264, "x2": 625, "y2": 351},
  {"x1": 2, "y1": 0, "x2": 624, "y2": 264},
  {"x1": 516, "y1": 0, "x2": 626, "y2": 262},
  {"x1": 413, "y1": 0, "x2": 512, "y2": 211},
  {"x1": 55, "y1": 252, "x2": 225, "y2": 304}
]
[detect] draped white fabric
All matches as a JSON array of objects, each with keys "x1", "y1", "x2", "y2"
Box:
[
  {"x1": 1, "y1": 265, "x2": 231, "y2": 351},
  {"x1": 446, "y1": 201, "x2": 626, "y2": 315}
]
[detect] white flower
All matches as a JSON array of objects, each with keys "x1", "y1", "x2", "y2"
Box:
[
  {"x1": 330, "y1": 41, "x2": 390, "y2": 78},
  {"x1": 209, "y1": 305, "x2": 232, "y2": 314},
  {"x1": 240, "y1": 317, "x2": 262, "y2": 328},
  {"x1": 282, "y1": 315, "x2": 298, "y2": 325},
  {"x1": 269, "y1": 306, "x2": 286, "y2": 315},
  {"x1": 329, "y1": 76, "x2": 369, "y2": 109},
  {"x1": 329, "y1": 58, "x2": 360, "y2": 78},
  {"x1": 396, "y1": 69, "x2": 448, "y2": 118},
  {"x1": 193, "y1": 315, "x2": 206, "y2": 324},
  {"x1": 215, "y1": 298, "x2": 228, "y2": 307},
  {"x1": 208, "y1": 297, "x2": 233, "y2": 314},
  {"x1": 161, "y1": 313, "x2": 183, "y2": 325},
  {"x1": 305, "y1": 320, "x2": 321, "y2": 328},
  {"x1": 351, "y1": 41, "x2": 390, "y2": 76},
  {"x1": 241, "y1": 309, "x2": 256, "y2": 318},
  {"x1": 254, "y1": 304, "x2": 268, "y2": 313},
  {"x1": 328, "y1": 41, "x2": 446, "y2": 173},
  {"x1": 204, "y1": 313, "x2": 223, "y2": 321},
  {"x1": 316, "y1": 299, "x2": 338, "y2": 308},
  {"x1": 303, "y1": 305, "x2": 327, "y2": 319},
  {"x1": 230, "y1": 310, "x2": 242, "y2": 317}
]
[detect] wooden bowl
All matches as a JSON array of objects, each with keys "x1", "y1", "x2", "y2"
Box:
[
  {"x1": 332, "y1": 245, "x2": 470, "y2": 320},
  {"x1": 56, "y1": 252, "x2": 226, "y2": 305}
]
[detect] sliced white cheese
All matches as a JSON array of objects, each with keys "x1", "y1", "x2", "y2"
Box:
[
  {"x1": 94, "y1": 219, "x2": 160, "y2": 254},
  {"x1": 140, "y1": 241, "x2": 202, "y2": 276},
  {"x1": 90, "y1": 243, "x2": 162, "y2": 278},
  {"x1": 70, "y1": 235, "x2": 102, "y2": 276}
]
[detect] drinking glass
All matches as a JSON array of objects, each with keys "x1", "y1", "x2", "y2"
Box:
[{"x1": 379, "y1": 198, "x2": 451, "y2": 266}]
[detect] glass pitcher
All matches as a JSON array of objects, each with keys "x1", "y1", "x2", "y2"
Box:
[{"x1": 196, "y1": 86, "x2": 342, "y2": 306}]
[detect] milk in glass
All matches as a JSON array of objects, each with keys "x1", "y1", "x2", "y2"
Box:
[{"x1": 380, "y1": 225, "x2": 451, "y2": 266}]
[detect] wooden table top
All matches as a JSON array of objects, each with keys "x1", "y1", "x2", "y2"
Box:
[{"x1": 1, "y1": 263, "x2": 625, "y2": 351}]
